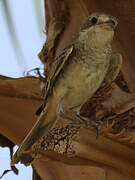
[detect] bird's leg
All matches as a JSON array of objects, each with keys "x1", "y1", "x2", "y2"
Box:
[
  {"x1": 72, "y1": 111, "x2": 101, "y2": 137},
  {"x1": 57, "y1": 100, "x2": 100, "y2": 137},
  {"x1": 72, "y1": 111, "x2": 88, "y2": 124},
  {"x1": 57, "y1": 102, "x2": 83, "y2": 124},
  {"x1": 57, "y1": 106, "x2": 78, "y2": 123},
  {"x1": 57, "y1": 95, "x2": 86, "y2": 124}
]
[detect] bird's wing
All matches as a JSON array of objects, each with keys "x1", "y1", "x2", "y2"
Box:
[
  {"x1": 11, "y1": 45, "x2": 74, "y2": 166},
  {"x1": 36, "y1": 45, "x2": 74, "y2": 115},
  {"x1": 46, "y1": 45, "x2": 74, "y2": 96},
  {"x1": 100, "y1": 53, "x2": 122, "y2": 88}
]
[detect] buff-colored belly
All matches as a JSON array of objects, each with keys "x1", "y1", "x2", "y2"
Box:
[{"x1": 54, "y1": 59, "x2": 109, "y2": 110}]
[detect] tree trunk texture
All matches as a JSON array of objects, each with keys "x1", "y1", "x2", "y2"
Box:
[{"x1": 1, "y1": 0, "x2": 135, "y2": 180}]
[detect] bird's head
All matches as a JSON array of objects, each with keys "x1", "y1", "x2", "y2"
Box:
[{"x1": 79, "y1": 13, "x2": 117, "y2": 47}]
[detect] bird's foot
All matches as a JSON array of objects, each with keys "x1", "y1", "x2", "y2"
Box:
[
  {"x1": 58, "y1": 109, "x2": 80, "y2": 124},
  {"x1": 58, "y1": 108, "x2": 102, "y2": 137},
  {"x1": 72, "y1": 111, "x2": 102, "y2": 138}
]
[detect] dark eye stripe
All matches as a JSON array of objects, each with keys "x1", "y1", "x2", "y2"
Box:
[{"x1": 80, "y1": 18, "x2": 95, "y2": 31}]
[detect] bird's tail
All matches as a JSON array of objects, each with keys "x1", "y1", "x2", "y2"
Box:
[{"x1": 12, "y1": 96, "x2": 57, "y2": 165}]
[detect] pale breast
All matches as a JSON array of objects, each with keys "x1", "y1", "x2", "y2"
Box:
[{"x1": 54, "y1": 52, "x2": 110, "y2": 109}]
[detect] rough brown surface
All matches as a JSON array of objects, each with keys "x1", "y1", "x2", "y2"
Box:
[{"x1": 1, "y1": 0, "x2": 135, "y2": 180}]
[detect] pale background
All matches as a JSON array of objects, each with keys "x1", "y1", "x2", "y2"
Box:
[{"x1": 0, "y1": 0, "x2": 45, "y2": 179}]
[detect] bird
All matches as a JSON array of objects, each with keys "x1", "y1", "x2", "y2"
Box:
[{"x1": 12, "y1": 12, "x2": 122, "y2": 165}]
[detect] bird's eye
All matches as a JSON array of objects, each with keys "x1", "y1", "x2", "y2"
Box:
[{"x1": 91, "y1": 17, "x2": 98, "y2": 24}]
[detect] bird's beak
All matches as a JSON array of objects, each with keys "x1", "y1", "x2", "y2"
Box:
[{"x1": 104, "y1": 20, "x2": 117, "y2": 29}]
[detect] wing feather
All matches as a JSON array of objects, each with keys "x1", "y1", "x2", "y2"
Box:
[{"x1": 36, "y1": 45, "x2": 74, "y2": 115}]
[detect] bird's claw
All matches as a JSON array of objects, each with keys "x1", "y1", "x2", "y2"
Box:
[
  {"x1": 72, "y1": 112, "x2": 102, "y2": 137},
  {"x1": 58, "y1": 109, "x2": 101, "y2": 137}
]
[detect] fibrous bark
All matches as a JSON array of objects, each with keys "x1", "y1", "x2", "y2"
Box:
[
  {"x1": 34, "y1": 0, "x2": 135, "y2": 179},
  {"x1": 1, "y1": 0, "x2": 135, "y2": 180}
]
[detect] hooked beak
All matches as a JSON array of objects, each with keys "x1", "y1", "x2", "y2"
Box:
[{"x1": 103, "y1": 20, "x2": 117, "y2": 29}]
